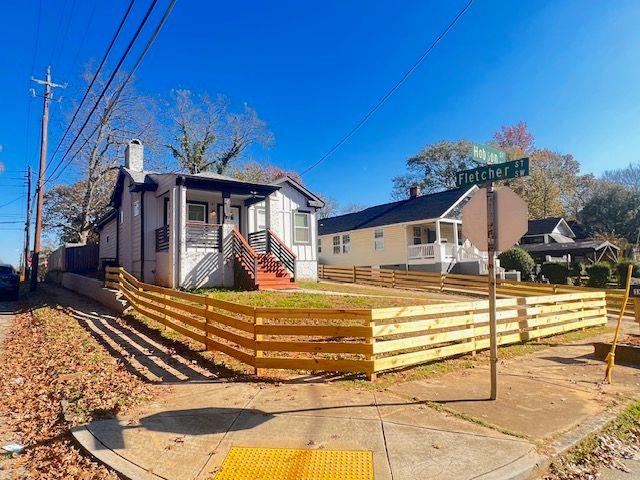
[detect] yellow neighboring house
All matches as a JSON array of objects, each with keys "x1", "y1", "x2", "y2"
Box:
[{"x1": 318, "y1": 185, "x2": 489, "y2": 274}]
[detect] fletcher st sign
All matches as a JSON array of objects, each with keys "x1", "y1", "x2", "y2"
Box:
[{"x1": 455, "y1": 158, "x2": 529, "y2": 189}]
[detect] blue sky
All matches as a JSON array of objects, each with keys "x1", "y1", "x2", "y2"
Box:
[{"x1": 1, "y1": 0, "x2": 640, "y2": 265}]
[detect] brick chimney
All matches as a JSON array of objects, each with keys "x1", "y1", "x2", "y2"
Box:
[
  {"x1": 125, "y1": 139, "x2": 144, "y2": 171},
  {"x1": 409, "y1": 185, "x2": 421, "y2": 198}
]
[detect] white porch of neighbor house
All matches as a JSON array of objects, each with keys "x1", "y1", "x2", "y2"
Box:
[{"x1": 405, "y1": 220, "x2": 488, "y2": 269}]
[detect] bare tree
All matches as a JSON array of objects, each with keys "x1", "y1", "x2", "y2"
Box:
[
  {"x1": 228, "y1": 160, "x2": 302, "y2": 184},
  {"x1": 601, "y1": 162, "x2": 640, "y2": 193},
  {"x1": 44, "y1": 70, "x2": 159, "y2": 244},
  {"x1": 166, "y1": 90, "x2": 273, "y2": 174}
]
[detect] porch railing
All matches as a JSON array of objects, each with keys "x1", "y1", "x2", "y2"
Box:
[
  {"x1": 407, "y1": 243, "x2": 435, "y2": 259},
  {"x1": 248, "y1": 229, "x2": 297, "y2": 278},
  {"x1": 232, "y1": 228, "x2": 258, "y2": 290},
  {"x1": 185, "y1": 222, "x2": 222, "y2": 249},
  {"x1": 155, "y1": 225, "x2": 169, "y2": 252}
]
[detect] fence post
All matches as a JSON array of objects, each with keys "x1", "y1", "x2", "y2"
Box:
[
  {"x1": 635, "y1": 298, "x2": 640, "y2": 332},
  {"x1": 352, "y1": 265, "x2": 356, "y2": 283},
  {"x1": 391, "y1": 270, "x2": 396, "y2": 289},
  {"x1": 440, "y1": 273, "x2": 445, "y2": 293},
  {"x1": 253, "y1": 308, "x2": 263, "y2": 377},
  {"x1": 366, "y1": 312, "x2": 376, "y2": 381}
]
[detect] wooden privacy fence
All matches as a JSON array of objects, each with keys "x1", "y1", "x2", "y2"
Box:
[
  {"x1": 318, "y1": 264, "x2": 636, "y2": 317},
  {"x1": 106, "y1": 266, "x2": 608, "y2": 379}
]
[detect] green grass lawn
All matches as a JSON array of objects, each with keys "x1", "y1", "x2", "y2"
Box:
[
  {"x1": 196, "y1": 288, "x2": 431, "y2": 309},
  {"x1": 298, "y1": 280, "x2": 470, "y2": 303}
]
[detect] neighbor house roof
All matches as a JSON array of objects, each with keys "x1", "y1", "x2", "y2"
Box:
[
  {"x1": 525, "y1": 217, "x2": 564, "y2": 236},
  {"x1": 318, "y1": 187, "x2": 474, "y2": 236},
  {"x1": 520, "y1": 240, "x2": 619, "y2": 254}
]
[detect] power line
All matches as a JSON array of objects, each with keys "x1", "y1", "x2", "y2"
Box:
[
  {"x1": 47, "y1": 0, "x2": 137, "y2": 167},
  {"x1": 0, "y1": 196, "x2": 24, "y2": 209},
  {"x1": 53, "y1": 0, "x2": 78, "y2": 70},
  {"x1": 24, "y1": 0, "x2": 43, "y2": 170},
  {"x1": 70, "y1": 0, "x2": 99, "y2": 71},
  {"x1": 48, "y1": 0, "x2": 69, "y2": 65},
  {"x1": 300, "y1": 0, "x2": 474, "y2": 176},
  {"x1": 44, "y1": 0, "x2": 160, "y2": 183},
  {"x1": 46, "y1": 0, "x2": 178, "y2": 186}
]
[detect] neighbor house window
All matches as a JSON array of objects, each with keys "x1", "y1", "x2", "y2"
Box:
[
  {"x1": 133, "y1": 200, "x2": 140, "y2": 217},
  {"x1": 119, "y1": 211, "x2": 124, "y2": 224},
  {"x1": 187, "y1": 202, "x2": 206, "y2": 222},
  {"x1": 412, "y1": 226, "x2": 422, "y2": 245},
  {"x1": 374, "y1": 229, "x2": 384, "y2": 251},
  {"x1": 293, "y1": 212, "x2": 310, "y2": 243},
  {"x1": 333, "y1": 235, "x2": 341, "y2": 254},
  {"x1": 342, "y1": 234, "x2": 351, "y2": 254},
  {"x1": 318, "y1": 238, "x2": 322, "y2": 254}
]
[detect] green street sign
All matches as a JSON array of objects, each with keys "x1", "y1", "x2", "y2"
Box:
[
  {"x1": 472, "y1": 143, "x2": 506, "y2": 165},
  {"x1": 455, "y1": 158, "x2": 529, "y2": 189}
]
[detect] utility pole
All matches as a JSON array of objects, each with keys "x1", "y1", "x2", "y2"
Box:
[
  {"x1": 22, "y1": 166, "x2": 32, "y2": 281},
  {"x1": 30, "y1": 66, "x2": 65, "y2": 291},
  {"x1": 486, "y1": 181, "x2": 498, "y2": 400}
]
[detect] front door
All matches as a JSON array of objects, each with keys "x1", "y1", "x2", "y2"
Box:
[{"x1": 218, "y1": 205, "x2": 242, "y2": 234}]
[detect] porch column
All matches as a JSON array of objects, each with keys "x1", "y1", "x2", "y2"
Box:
[
  {"x1": 435, "y1": 220, "x2": 441, "y2": 263},
  {"x1": 453, "y1": 221, "x2": 459, "y2": 247},
  {"x1": 222, "y1": 191, "x2": 231, "y2": 224},
  {"x1": 265, "y1": 194, "x2": 272, "y2": 230}
]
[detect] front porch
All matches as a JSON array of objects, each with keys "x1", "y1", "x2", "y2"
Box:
[
  {"x1": 151, "y1": 175, "x2": 296, "y2": 290},
  {"x1": 405, "y1": 220, "x2": 488, "y2": 273}
]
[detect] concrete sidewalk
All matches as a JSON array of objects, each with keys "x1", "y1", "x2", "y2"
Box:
[
  {"x1": 53, "y1": 279, "x2": 639, "y2": 480},
  {"x1": 71, "y1": 326, "x2": 640, "y2": 480}
]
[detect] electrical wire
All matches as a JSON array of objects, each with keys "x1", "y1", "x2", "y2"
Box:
[
  {"x1": 69, "y1": 0, "x2": 99, "y2": 71},
  {"x1": 47, "y1": 0, "x2": 137, "y2": 168},
  {"x1": 24, "y1": 0, "x2": 43, "y2": 171},
  {"x1": 300, "y1": 0, "x2": 474, "y2": 176},
  {"x1": 53, "y1": 0, "x2": 77, "y2": 70},
  {"x1": 0, "y1": 196, "x2": 24, "y2": 209},
  {"x1": 45, "y1": 0, "x2": 178, "y2": 186},
  {"x1": 44, "y1": 0, "x2": 159, "y2": 182}
]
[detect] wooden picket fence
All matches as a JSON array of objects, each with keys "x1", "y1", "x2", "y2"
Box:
[
  {"x1": 318, "y1": 264, "x2": 636, "y2": 316},
  {"x1": 105, "y1": 266, "x2": 608, "y2": 379}
]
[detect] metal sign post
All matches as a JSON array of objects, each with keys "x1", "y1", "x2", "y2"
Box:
[
  {"x1": 486, "y1": 182, "x2": 498, "y2": 400},
  {"x1": 459, "y1": 147, "x2": 531, "y2": 401}
]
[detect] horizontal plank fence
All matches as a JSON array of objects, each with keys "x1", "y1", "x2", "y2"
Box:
[
  {"x1": 318, "y1": 264, "x2": 635, "y2": 317},
  {"x1": 105, "y1": 266, "x2": 610, "y2": 379}
]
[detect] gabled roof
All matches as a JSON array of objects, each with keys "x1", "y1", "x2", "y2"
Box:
[
  {"x1": 318, "y1": 187, "x2": 473, "y2": 236},
  {"x1": 271, "y1": 175, "x2": 325, "y2": 209},
  {"x1": 520, "y1": 240, "x2": 619, "y2": 254},
  {"x1": 525, "y1": 217, "x2": 575, "y2": 238}
]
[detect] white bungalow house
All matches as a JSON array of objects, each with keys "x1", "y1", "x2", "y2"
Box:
[
  {"x1": 97, "y1": 139, "x2": 324, "y2": 290},
  {"x1": 317, "y1": 186, "x2": 490, "y2": 274}
]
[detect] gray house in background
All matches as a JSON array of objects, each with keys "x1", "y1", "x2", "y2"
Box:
[
  {"x1": 97, "y1": 139, "x2": 324, "y2": 290},
  {"x1": 519, "y1": 217, "x2": 620, "y2": 265}
]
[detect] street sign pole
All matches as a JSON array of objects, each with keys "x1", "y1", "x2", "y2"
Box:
[{"x1": 486, "y1": 181, "x2": 498, "y2": 400}]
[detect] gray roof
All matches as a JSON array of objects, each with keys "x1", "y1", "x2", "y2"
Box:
[
  {"x1": 525, "y1": 217, "x2": 563, "y2": 236},
  {"x1": 318, "y1": 187, "x2": 471, "y2": 236},
  {"x1": 520, "y1": 240, "x2": 619, "y2": 254}
]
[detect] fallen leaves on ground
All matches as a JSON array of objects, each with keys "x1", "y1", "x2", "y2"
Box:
[
  {"x1": 0, "y1": 298, "x2": 153, "y2": 479},
  {"x1": 545, "y1": 401, "x2": 640, "y2": 479}
]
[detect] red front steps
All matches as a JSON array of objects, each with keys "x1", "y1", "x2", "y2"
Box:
[{"x1": 256, "y1": 253, "x2": 296, "y2": 290}]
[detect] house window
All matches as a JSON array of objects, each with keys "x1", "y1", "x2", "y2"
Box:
[
  {"x1": 256, "y1": 208, "x2": 266, "y2": 230},
  {"x1": 187, "y1": 202, "x2": 206, "y2": 222},
  {"x1": 412, "y1": 226, "x2": 422, "y2": 245},
  {"x1": 293, "y1": 212, "x2": 310, "y2": 243},
  {"x1": 133, "y1": 200, "x2": 140, "y2": 217},
  {"x1": 119, "y1": 211, "x2": 124, "y2": 224},
  {"x1": 342, "y1": 234, "x2": 351, "y2": 254},
  {"x1": 374, "y1": 229, "x2": 384, "y2": 251},
  {"x1": 318, "y1": 238, "x2": 322, "y2": 254},
  {"x1": 333, "y1": 235, "x2": 341, "y2": 254}
]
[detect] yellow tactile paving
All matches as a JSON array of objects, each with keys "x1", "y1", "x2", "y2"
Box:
[{"x1": 214, "y1": 447, "x2": 374, "y2": 480}]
